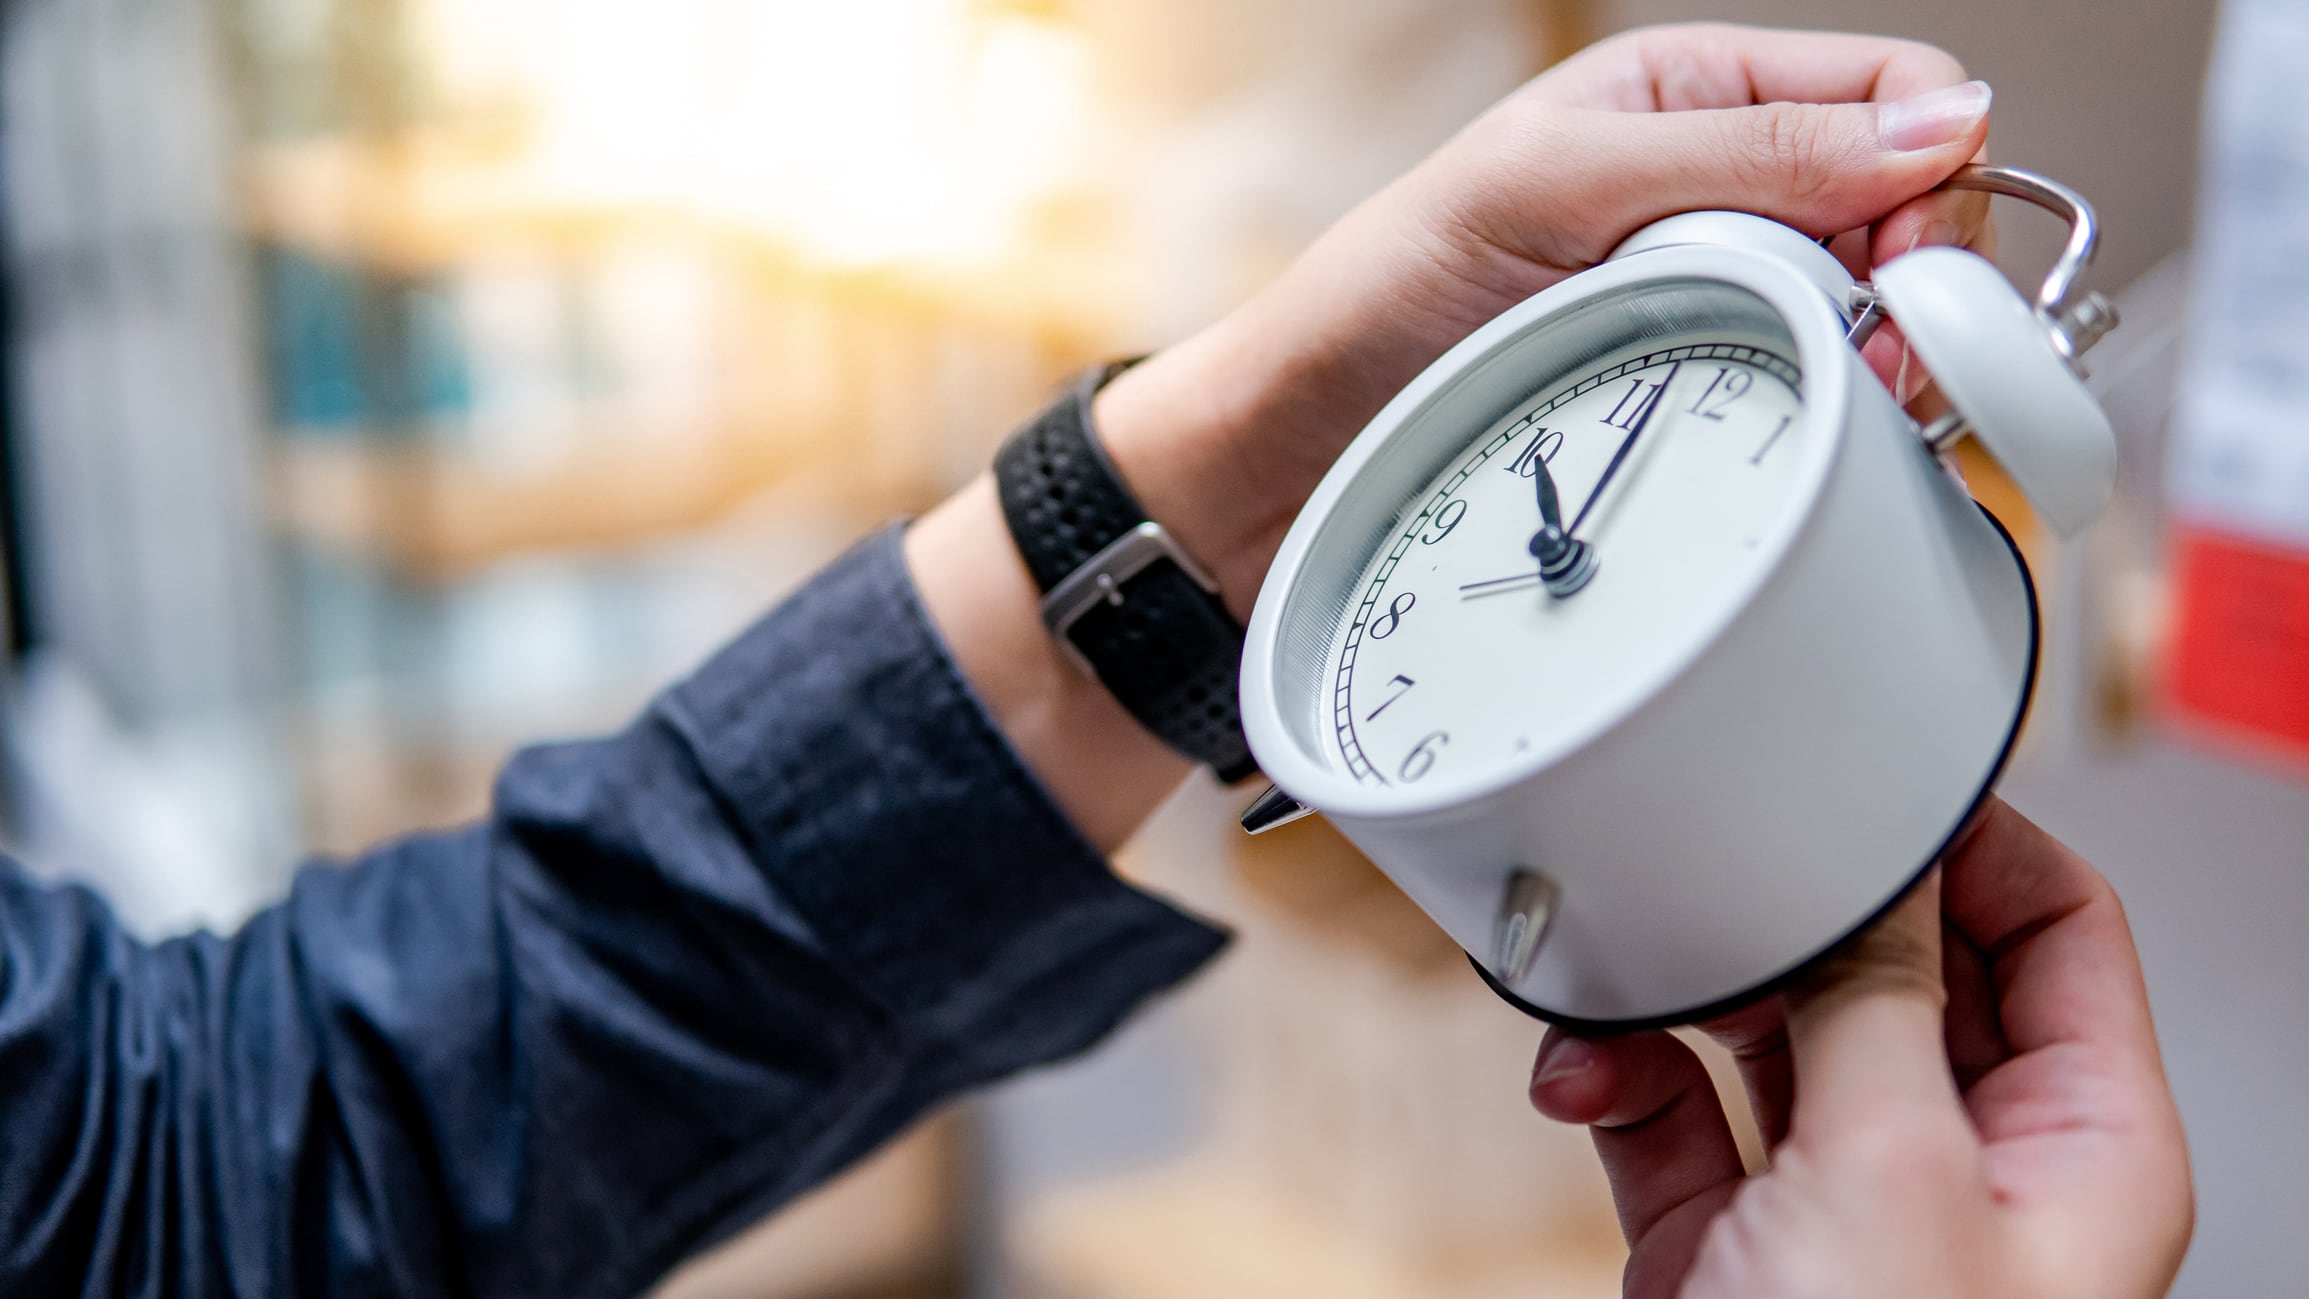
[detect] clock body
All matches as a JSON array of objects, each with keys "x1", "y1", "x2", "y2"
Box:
[{"x1": 1237, "y1": 241, "x2": 2038, "y2": 1028}]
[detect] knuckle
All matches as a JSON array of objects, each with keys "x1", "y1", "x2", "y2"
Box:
[
  {"x1": 1797, "y1": 912, "x2": 1946, "y2": 1011},
  {"x1": 1742, "y1": 102, "x2": 1838, "y2": 194}
]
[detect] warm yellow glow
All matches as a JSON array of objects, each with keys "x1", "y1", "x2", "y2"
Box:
[
  {"x1": 964, "y1": 16, "x2": 1094, "y2": 211},
  {"x1": 411, "y1": 0, "x2": 1093, "y2": 268}
]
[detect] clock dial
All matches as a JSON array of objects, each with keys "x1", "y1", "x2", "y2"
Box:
[{"x1": 1324, "y1": 336, "x2": 1806, "y2": 789}]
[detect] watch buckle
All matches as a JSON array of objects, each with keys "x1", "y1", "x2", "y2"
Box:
[{"x1": 1040, "y1": 521, "x2": 1220, "y2": 674}]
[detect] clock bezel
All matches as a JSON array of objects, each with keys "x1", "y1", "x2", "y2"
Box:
[{"x1": 1240, "y1": 245, "x2": 1860, "y2": 818}]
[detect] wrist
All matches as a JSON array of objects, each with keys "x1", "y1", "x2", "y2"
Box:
[
  {"x1": 1092, "y1": 225, "x2": 1508, "y2": 619},
  {"x1": 1092, "y1": 331, "x2": 1280, "y2": 619},
  {"x1": 906, "y1": 478, "x2": 1192, "y2": 850}
]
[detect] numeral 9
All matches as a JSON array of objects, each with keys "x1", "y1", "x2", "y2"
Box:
[{"x1": 1420, "y1": 499, "x2": 1467, "y2": 545}]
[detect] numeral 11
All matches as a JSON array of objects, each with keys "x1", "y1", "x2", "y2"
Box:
[{"x1": 1603, "y1": 377, "x2": 1667, "y2": 431}]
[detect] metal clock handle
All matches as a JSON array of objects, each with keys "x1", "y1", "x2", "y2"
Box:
[
  {"x1": 1871, "y1": 164, "x2": 2128, "y2": 481},
  {"x1": 1931, "y1": 164, "x2": 2119, "y2": 366}
]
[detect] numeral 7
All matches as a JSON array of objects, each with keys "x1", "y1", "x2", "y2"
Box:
[{"x1": 1365, "y1": 674, "x2": 1416, "y2": 721}]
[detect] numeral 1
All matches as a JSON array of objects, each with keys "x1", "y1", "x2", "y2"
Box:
[{"x1": 1749, "y1": 414, "x2": 1792, "y2": 465}]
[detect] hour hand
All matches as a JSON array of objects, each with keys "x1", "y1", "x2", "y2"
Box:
[{"x1": 1528, "y1": 453, "x2": 1598, "y2": 598}]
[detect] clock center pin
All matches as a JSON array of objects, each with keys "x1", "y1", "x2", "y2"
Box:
[{"x1": 1527, "y1": 443, "x2": 1598, "y2": 598}]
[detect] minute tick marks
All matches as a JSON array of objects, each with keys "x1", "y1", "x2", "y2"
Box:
[{"x1": 1326, "y1": 339, "x2": 1803, "y2": 788}]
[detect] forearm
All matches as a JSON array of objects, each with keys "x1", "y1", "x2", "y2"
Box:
[
  {"x1": 0, "y1": 530, "x2": 1226, "y2": 1299},
  {"x1": 903, "y1": 478, "x2": 1191, "y2": 851}
]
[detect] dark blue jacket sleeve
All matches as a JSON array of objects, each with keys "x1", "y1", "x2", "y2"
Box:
[{"x1": 0, "y1": 526, "x2": 1229, "y2": 1299}]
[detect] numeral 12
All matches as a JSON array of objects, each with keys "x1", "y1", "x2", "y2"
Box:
[{"x1": 1687, "y1": 366, "x2": 1754, "y2": 420}]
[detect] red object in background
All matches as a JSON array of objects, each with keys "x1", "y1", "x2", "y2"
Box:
[{"x1": 2165, "y1": 525, "x2": 2309, "y2": 765}]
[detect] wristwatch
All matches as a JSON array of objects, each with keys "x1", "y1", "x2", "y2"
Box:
[{"x1": 994, "y1": 362, "x2": 1257, "y2": 783}]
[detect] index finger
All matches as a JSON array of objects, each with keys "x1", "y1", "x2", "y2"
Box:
[
  {"x1": 1530, "y1": 24, "x2": 1995, "y2": 275},
  {"x1": 1941, "y1": 798, "x2": 2162, "y2": 1064},
  {"x1": 1531, "y1": 23, "x2": 1970, "y2": 112}
]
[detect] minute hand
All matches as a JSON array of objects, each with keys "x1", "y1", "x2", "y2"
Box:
[{"x1": 1568, "y1": 360, "x2": 1681, "y2": 536}]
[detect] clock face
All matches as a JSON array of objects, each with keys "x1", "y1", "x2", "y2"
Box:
[{"x1": 1321, "y1": 331, "x2": 1810, "y2": 792}]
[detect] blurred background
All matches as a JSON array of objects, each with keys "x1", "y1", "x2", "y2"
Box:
[{"x1": 0, "y1": 0, "x2": 2297, "y2": 1296}]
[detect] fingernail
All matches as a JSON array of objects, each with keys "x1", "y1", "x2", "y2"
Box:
[
  {"x1": 1916, "y1": 218, "x2": 1963, "y2": 249},
  {"x1": 1896, "y1": 341, "x2": 1933, "y2": 405},
  {"x1": 1532, "y1": 1035, "x2": 1597, "y2": 1088},
  {"x1": 1878, "y1": 80, "x2": 1991, "y2": 153}
]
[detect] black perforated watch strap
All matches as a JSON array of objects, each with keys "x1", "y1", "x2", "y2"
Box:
[{"x1": 994, "y1": 364, "x2": 1257, "y2": 783}]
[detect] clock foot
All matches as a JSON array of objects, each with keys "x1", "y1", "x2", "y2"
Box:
[
  {"x1": 1239, "y1": 784, "x2": 1313, "y2": 835},
  {"x1": 1492, "y1": 868, "x2": 1561, "y2": 986}
]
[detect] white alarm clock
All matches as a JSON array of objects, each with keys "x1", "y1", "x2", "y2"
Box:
[{"x1": 1237, "y1": 167, "x2": 2120, "y2": 1029}]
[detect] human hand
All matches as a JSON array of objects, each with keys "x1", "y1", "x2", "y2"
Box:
[
  {"x1": 1097, "y1": 22, "x2": 1995, "y2": 615},
  {"x1": 904, "y1": 24, "x2": 1998, "y2": 847},
  {"x1": 1526, "y1": 799, "x2": 2193, "y2": 1299}
]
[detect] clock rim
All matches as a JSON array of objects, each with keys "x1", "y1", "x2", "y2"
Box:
[{"x1": 1241, "y1": 244, "x2": 1861, "y2": 818}]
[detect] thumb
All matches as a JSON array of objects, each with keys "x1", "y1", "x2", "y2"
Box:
[
  {"x1": 1783, "y1": 872, "x2": 1968, "y2": 1143},
  {"x1": 1530, "y1": 81, "x2": 1991, "y2": 263}
]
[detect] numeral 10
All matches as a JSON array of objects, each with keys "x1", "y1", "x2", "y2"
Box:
[{"x1": 1504, "y1": 426, "x2": 1564, "y2": 478}]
